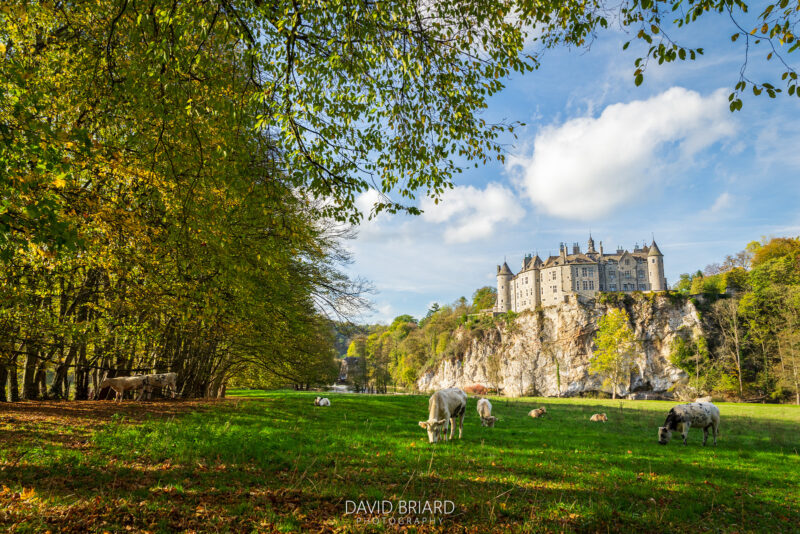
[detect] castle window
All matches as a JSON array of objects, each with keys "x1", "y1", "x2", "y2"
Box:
[
  {"x1": 552, "y1": 285, "x2": 557, "y2": 293},
  {"x1": 581, "y1": 267, "x2": 588, "y2": 276},
  {"x1": 651, "y1": 258, "x2": 656, "y2": 263},
  {"x1": 589, "y1": 280, "x2": 594, "y2": 290},
  {"x1": 610, "y1": 284, "x2": 617, "y2": 291}
]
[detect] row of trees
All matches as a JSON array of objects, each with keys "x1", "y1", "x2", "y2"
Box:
[{"x1": 668, "y1": 237, "x2": 800, "y2": 403}]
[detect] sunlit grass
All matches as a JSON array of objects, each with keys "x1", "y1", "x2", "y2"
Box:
[{"x1": 2, "y1": 392, "x2": 798, "y2": 532}]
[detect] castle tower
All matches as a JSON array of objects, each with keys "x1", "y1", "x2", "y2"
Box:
[
  {"x1": 587, "y1": 234, "x2": 596, "y2": 254},
  {"x1": 647, "y1": 239, "x2": 666, "y2": 291},
  {"x1": 496, "y1": 262, "x2": 513, "y2": 312}
]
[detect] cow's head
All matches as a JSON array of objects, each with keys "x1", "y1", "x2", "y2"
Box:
[
  {"x1": 658, "y1": 426, "x2": 672, "y2": 445},
  {"x1": 481, "y1": 416, "x2": 497, "y2": 427},
  {"x1": 418, "y1": 419, "x2": 447, "y2": 443},
  {"x1": 314, "y1": 397, "x2": 320, "y2": 406}
]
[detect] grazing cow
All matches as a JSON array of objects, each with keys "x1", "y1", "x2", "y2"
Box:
[
  {"x1": 137, "y1": 372, "x2": 178, "y2": 400},
  {"x1": 98, "y1": 376, "x2": 145, "y2": 403},
  {"x1": 476, "y1": 398, "x2": 497, "y2": 427},
  {"x1": 314, "y1": 397, "x2": 331, "y2": 406},
  {"x1": 418, "y1": 388, "x2": 467, "y2": 443},
  {"x1": 589, "y1": 413, "x2": 608, "y2": 422},
  {"x1": 695, "y1": 396, "x2": 713, "y2": 403},
  {"x1": 528, "y1": 407, "x2": 547, "y2": 418},
  {"x1": 658, "y1": 402, "x2": 720, "y2": 446}
]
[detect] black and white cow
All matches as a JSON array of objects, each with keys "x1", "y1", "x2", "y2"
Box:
[
  {"x1": 418, "y1": 388, "x2": 467, "y2": 443},
  {"x1": 658, "y1": 402, "x2": 720, "y2": 446}
]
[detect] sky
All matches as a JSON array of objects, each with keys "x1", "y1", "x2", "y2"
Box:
[{"x1": 344, "y1": 10, "x2": 800, "y2": 324}]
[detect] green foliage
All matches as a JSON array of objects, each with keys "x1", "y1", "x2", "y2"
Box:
[
  {"x1": 471, "y1": 286, "x2": 497, "y2": 311},
  {"x1": 590, "y1": 309, "x2": 639, "y2": 399}
]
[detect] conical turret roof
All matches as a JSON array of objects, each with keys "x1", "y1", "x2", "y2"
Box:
[
  {"x1": 648, "y1": 240, "x2": 663, "y2": 256},
  {"x1": 498, "y1": 262, "x2": 513, "y2": 275}
]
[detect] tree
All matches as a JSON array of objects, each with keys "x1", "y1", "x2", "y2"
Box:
[
  {"x1": 712, "y1": 298, "x2": 746, "y2": 398},
  {"x1": 589, "y1": 309, "x2": 639, "y2": 399},
  {"x1": 472, "y1": 287, "x2": 498, "y2": 311}
]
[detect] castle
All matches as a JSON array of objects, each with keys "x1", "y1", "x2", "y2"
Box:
[{"x1": 495, "y1": 236, "x2": 666, "y2": 312}]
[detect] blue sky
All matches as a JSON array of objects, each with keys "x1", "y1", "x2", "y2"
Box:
[{"x1": 345, "y1": 11, "x2": 800, "y2": 324}]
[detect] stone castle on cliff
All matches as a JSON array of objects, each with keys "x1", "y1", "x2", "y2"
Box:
[{"x1": 495, "y1": 236, "x2": 666, "y2": 313}]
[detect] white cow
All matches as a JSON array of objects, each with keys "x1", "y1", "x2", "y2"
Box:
[
  {"x1": 98, "y1": 375, "x2": 145, "y2": 403},
  {"x1": 137, "y1": 372, "x2": 178, "y2": 400},
  {"x1": 658, "y1": 402, "x2": 720, "y2": 446},
  {"x1": 418, "y1": 388, "x2": 467, "y2": 443},
  {"x1": 314, "y1": 396, "x2": 331, "y2": 406},
  {"x1": 476, "y1": 398, "x2": 497, "y2": 427}
]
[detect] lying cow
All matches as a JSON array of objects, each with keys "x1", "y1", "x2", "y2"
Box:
[
  {"x1": 314, "y1": 397, "x2": 331, "y2": 406},
  {"x1": 589, "y1": 413, "x2": 608, "y2": 422},
  {"x1": 658, "y1": 402, "x2": 720, "y2": 446},
  {"x1": 137, "y1": 372, "x2": 178, "y2": 400},
  {"x1": 476, "y1": 398, "x2": 497, "y2": 427},
  {"x1": 418, "y1": 388, "x2": 467, "y2": 443},
  {"x1": 528, "y1": 407, "x2": 547, "y2": 418},
  {"x1": 98, "y1": 376, "x2": 145, "y2": 403}
]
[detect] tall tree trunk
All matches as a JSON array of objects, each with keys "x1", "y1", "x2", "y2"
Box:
[
  {"x1": 50, "y1": 344, "x2": 79, "y2": 399},
  {"x1": 0, "y1": 364, "x2": 7, "y2": 402},
  {"x1": 35, "y1": 363, "x2": 48, "y2": 399},
  {"x1": 22, "y1": 344, "x2": 39, "y2": 400},
  {"x1": 74, "y1": 342, "x2": 90, "y2": 400},
  {"x1": 9, "y1": 355, "x2": 19, "y2": 402}
]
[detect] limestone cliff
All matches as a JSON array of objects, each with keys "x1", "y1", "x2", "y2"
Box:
[{"x1": 417, "y1": 293, "x2": 702, "y2": 398}]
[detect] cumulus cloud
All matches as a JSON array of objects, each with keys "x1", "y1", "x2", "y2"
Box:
[
  {"x1": 420, "y1": 183, "x2": 525, "y2": 243},
  {"x1": 508, "y1": 87, "x2": 737, "y2": 220}
]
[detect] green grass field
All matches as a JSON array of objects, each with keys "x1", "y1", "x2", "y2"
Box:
[{"x1": 1, "y1": 392, "x2": 799, "y2": 532}]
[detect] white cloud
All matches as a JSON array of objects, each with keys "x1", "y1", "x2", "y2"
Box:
[
  {"x1": 420, "y1": 183, "x2": 525, "y2": 243},
  {"x1": 708, "y1": 192, "x2": 733, "y2": 214},
  {"x1": 508, "y1": 87, "x2": 736, "y2": 221}
]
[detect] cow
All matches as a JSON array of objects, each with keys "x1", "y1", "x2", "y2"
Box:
[
  {"x1": 314, "y1": 397, "x2": 331, "y2": 406},
  {"x1": 528, "y1": 407, "x2": 547, "y2": 418},
  {"x1": 658, "y1": 402, "x2": 720, "y2": 446},
  {"x1": 137, "y1": 372, "x2": 178, "y2": 400},
  {"x1": 98, "y1": 376, "x2": 145, "y2": 403},
  {"x1": 476, "y1": 398, "x2": 497, "y2": 427},
  {"x1": 418, "y1": 388, "x2": 467, "y2": 443},
  {"x1": 589, "y1": 413, "x2": 608, "y2": 422},
  {"x1": 695, "y1": 396, "x2": 713, "y2": 403}
]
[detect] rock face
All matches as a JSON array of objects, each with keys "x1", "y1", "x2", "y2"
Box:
[{"x1": 417, "y1": 294, "x2": 702, "y2": 398}]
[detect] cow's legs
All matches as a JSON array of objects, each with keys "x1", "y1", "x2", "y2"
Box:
[
  {"x1": 712, "y1": 422, "x2": 718, "y2": 446},
  {"x1": 458, "y1": 412, "x2": 464, "y2": 439},
  {"x1": 702, "y1": 425, "x2": 709, "y2": 446},
  {"x1": 448, "y1": 417, "x2": 455, "y2": 440},
  {"x1": 682, "y1": 422, "x2": 690, "y2": 445}
]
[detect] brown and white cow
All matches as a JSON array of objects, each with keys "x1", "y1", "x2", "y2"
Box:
[
  {"x1": 658, "y1": 402, "x2": 720, "y2": 446},
  {"x1": 476, "y1": 398, "x2": 497, "y2": 427},
  {"x1": 528, "y1": 407, "x2": 547, "y2": 418},
  {"x1": 314, "y1": 397, "x2": 331, "y2": 406},
  {"x1": 418, "y1": 388, "x2": 467, "y2": 443},
  {"x1": 589, "y1": 413, "x2": 608, "y2": 422}
]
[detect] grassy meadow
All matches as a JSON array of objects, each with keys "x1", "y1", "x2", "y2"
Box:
[{"x1": 1, "y1": 391, "x2": 799, "y2": 533}]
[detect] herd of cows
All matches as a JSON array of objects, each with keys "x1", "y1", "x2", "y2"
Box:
[
  {"x1": 98, "y1": 372, "x2": 178, "y2": 402},
  {"x1": 316, "y1": 387, "x2": 722, "y2": 447}
]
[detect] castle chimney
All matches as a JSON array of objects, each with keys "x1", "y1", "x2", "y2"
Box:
[
  {"x1": 599, "y1": 241, "x2": 604, "y2": 255},
  {"x1": 572, "y1": 242, "x2": 580, "y2": 255},
  {"x1": 497, "y1": 265, "x2": 501, "y2": 274}
]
